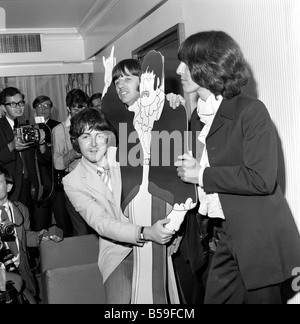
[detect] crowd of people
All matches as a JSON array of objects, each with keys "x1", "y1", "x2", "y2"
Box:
[{"x1": 0, "y1": 30, "x2": 299, "y2": 304}]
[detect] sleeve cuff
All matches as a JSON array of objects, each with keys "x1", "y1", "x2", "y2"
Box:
[{"x1": 198, "y1": 166, "x2": 206, "y2": 187}]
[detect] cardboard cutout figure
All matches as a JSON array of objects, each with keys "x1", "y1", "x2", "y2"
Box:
[{"x1": 102, "y1": 49, "x2": 197, "y2": 304}]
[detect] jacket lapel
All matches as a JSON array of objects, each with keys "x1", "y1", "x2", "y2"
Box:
[
  {"x1": 11, "y1": 203, "x2": 24, "y2": 250},
  {"x1": 206, "y1": 96, "x2": 237, "y2": 139},
  {"x1": 81, "y1": 158, "x2": 116, "y2": 206},
  {"x1": 107, "y1": 147, "x2": 122, "y2": 209}
]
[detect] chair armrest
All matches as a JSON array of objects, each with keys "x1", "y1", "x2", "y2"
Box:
[{"x1": 40, "y1": 262, "x2": 105, "y2": 304}]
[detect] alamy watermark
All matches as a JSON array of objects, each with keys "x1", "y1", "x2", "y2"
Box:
[{"x1": 108, "y1": 123, "x2": 202, "y2": 167}]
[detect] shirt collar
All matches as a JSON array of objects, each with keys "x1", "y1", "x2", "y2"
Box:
[
  {"x1": 6, "y1": 117, "x2": 14, "y2": 130},
  {"x1": 197, "y1": 94, "x2": 223, "y2": 123},
  {"x1": 1, "y1": 201, "x2": 12, "y2": 220}
]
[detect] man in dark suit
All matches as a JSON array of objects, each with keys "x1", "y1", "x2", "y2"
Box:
[
  {"x1": 32, "y1": 95, "x2": 72, "y2": 234},
  {"x1": 0, "y1": 165, "x2": 48, "y2": 302},
  {"x1": 175, "y1": 31, "x2": 300, "y2": 304},
  {"x1": 0, "y1": 87, "x2": 45, "y2": 212}
]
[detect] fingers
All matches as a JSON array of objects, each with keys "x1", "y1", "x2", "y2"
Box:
[
  {"x1": 166, "y1": 93, "x2": 186, "y2": 109},
  {"x1": 110, "y1": 46, "x2": 115, "y2": 59}
]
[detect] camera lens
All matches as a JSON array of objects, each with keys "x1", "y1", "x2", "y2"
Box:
[
  {"x1": 4, "y1": 225, "x2": 14, "y2": 236},
  {"x1": 0, "y1": 248, "x2": 18, "y2": 273}
]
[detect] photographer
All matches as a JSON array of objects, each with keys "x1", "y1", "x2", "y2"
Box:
[
  {"x1": 0, "y1": 165, "x2": 48, "y2": 302},
  {"x1": 0, "y1": 87, "x2": 47, "y2": 227}
]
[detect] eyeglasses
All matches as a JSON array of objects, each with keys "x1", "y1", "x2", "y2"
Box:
[
  {"x1": 4, "y1": 101, "x2": 25, "y2": 108},
  {"x1": 71, "y1": 103, "x2": 88, "y2": 110},
  {"x1": 36, "y1": 103, "x2": 52, "y2": 110}
]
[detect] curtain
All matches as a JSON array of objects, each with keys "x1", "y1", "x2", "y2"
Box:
[
  {"x1": 0, "y1": 73, "x2": 92, "y2": 124},
  {"x1": 65, "y1": 73, "x2": 92, "y2": 97}
]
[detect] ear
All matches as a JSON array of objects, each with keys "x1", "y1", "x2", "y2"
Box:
[
  {"x1": 7, "y1": 183, "x2": 13, "y2": 193},
  {"x1": 0, "y1": 105, "x2": 6, "y2": 117}
]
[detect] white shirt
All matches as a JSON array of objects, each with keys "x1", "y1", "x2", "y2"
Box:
[
  {"x1": 6, "y1": 116, "x2": 14, "y2": 130},
  {"x1": 197, "y1": 94, "x2": 225, "y2": 219},
  {"x1": 0, "y1": 201, "x2": 20, "y2": 267}
]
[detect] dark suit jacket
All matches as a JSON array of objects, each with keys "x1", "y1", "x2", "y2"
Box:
[
  {"x1": 37, "y1": 119, "x2": 60, "y2": 198},
  {"x1": 10, "y1": 201, "x2": 41, "y2": 295},
  {"x1": 0, "y1": 117, "x2": 40, "y2": 202},
  {"x1": 190, "y1": 92, "x2": 300, "y2": 290}
]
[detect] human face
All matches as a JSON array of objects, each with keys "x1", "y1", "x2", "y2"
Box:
[
  {"x1": 176, "y1": 62, "x2": 211, "y2": 101},
  {"x1": 3, "y1": 93, "x2": 25, "y2": 120},
  {"x1": 70, "y1": 103, "x2": 88, "y2": 118},
  {"x1": 114, "y1": 68, "x2": 140, "y2": 106},
  {"x1": 35, "y1": 101, "x2": 52, "y2": 120},
  {"x1": 140, "y1": 71, "x2": 157, "y2": 107},
  {"x1": 91, "y1": 98, "x2": 102, "y2": 110},
  {"x1": 78, "y1": 127, "x2": 109, "y2": 164},
  {"x1": 0, "y1": 174, "x2": 11, "y2": 203}
]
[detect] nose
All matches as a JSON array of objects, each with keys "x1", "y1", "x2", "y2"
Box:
[
  {"x1": 91, "y1": 135, "x2": 97, "y2": 147},
  {"x1": 176, "y1": 62, "x2": 185, "y2": 75},
  {"x1": 116, "y1": 79, "x2": 125, "y2": 90}
]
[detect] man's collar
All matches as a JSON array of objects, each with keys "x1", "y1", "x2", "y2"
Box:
[
  {"x1": 6, "y1": 116, "x2": 14, "y2": 129},
  {"x1": 197, "y1": 94, "x2": 223, "y2": 123}
]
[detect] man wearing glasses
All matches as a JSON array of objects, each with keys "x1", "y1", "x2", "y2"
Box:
[
  {"x1": 52, "y1": 89, "x2": 94, "y2": 236},
  {"x1": 31, "y1": 96, "x2": 72, "y2": 235},
  {"x1": 0, "y1": 87, "x2": 46, "y2": 211}
]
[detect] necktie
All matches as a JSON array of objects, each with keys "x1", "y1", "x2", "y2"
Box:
[
  {"x1": 97, "y1": 167, "x2": 111, "y2": 189},
  {"x1": 0, "y1": 206, "x2": 18, "y2": 257}
]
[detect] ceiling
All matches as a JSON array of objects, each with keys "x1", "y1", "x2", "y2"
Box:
[
  {"x1": 0, "y1": 0, "x2": 168, "y2": 76},
  {"x1": 0, "y1": 0, "x2": 104, "y2": 30}
]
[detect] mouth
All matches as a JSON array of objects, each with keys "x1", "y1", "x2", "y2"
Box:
[{"x1": 141, "y1": 91, "x2": 150, "y2": 98}]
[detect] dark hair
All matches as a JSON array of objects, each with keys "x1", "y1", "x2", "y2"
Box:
[
  {"x1": 0, "y1": 87, "x2": 25, "y2": 105},
  {"x1": 32, "y1": 95, "x2": 53, "y2": 109},
  {"x1": 141, "y1": 50, "x2": 163, "y2": 91},
  {"x1": 66, "y1": 89, "x2": 89, "y2": 108},
  {"x1": 70, "y1": 107, "x2": 118, "y2": 153},
  {"x1": 178, "y1": 31, "x2": 250, "y2": 100},
  {"x1": 0, "y1": 166, "x2": 14, "y2": 186},
  {"x1": 89, "y1": 93, "x2": 102, "y2": 106},
  {"x1": 112, "y1": 59, "x2": 141, "y2": 85}
]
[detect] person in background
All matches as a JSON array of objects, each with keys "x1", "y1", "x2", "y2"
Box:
[
  {"x1": 0, "y1": 87, "x2": 46, "y2": 221},
  {"x1": 63, "y1": 107, "x2": 175, "y2": 304},
  {"x1": 52, "y1": 88, "x2": 94, "y2": 236},
  {"x1": 174, "y1": 30, "x2": 300, "y2": 304},
  {"x1": 32, "y1": 95, "x2": 71, "y2": 235},
  {"x1": 0, "y1": 165, "x2": 49, "y2": 303},
  {"x1": 89, "y1": 92, "x2": 102, "y2": 110}
]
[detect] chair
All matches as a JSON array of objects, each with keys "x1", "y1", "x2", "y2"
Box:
[{"x1": 39, "y1": 234, "x2": 106, "y2": 304}]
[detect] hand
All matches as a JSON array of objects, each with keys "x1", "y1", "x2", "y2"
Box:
[
  {"x1": 165, "y1": 198, "x2": 196, "y2": 232},
  {"x1": 102, "y1": 46, "x2": 117, "y2": 99},
  {"x1": 168, "y1": 235, "x2": 183, "y2": 256},
  {"x1": 166, "y1": 93, "x2": 186, "y2": 109},
  {"x1": 14, "y1": 138, "x2": 34, "y2": 151},
  {"x1": 175, "y1": 154, "x2": 201, "y2": 184},
  {"x1": 145, "y1": 218, "x2": 175, "y2": 245},
  {"x1": 38, "y1": 129, "x2": 46, "y2": 144}
]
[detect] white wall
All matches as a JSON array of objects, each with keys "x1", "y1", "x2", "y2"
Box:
[{"x1": 93, "y1": 0, "x2": 300, "y2": 303}]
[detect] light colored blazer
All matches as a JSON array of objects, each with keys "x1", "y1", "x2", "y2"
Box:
[{"x1": 62, "y1": 147, "x2": 142, "y2": 283}]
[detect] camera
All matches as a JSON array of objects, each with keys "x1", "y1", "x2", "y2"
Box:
[
  {"x1": 0, "y1": 241, "x2": 18, "y2": 273},
  {"x1": 0, "y1": 219, "x2": 15, "y2": 238},
  {"x1": 14, "y1": 125, "x2": 41, "y2": 144}
]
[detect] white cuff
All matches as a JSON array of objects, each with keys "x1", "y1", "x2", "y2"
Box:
[{"x1": 198, "y1": 166, "x2": 206, "y2": 187}]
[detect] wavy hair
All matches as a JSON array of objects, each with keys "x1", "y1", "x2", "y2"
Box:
[{"x1": 178, "y1": 31, "x2": 250, "y2": 100}]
